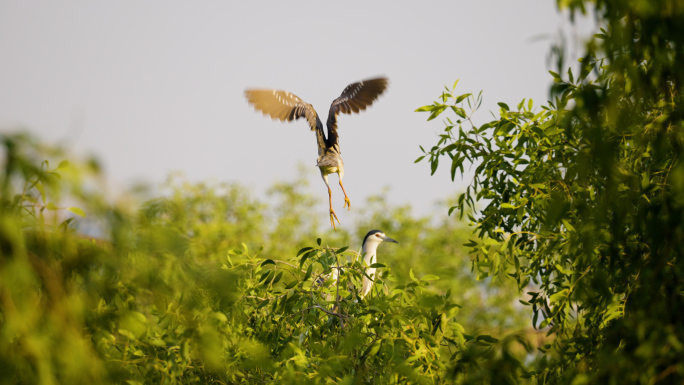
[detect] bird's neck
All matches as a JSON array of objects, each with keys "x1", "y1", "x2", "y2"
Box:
[{"x1": 362, "y1": 242, "x2": 380, "y2": 266}]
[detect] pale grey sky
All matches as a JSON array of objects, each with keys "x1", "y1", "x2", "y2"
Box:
[{"x1": 0, "y1": 1, "x2": 595, "y2": 220}]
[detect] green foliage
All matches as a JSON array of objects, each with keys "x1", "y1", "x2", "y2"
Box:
[
  {"x1": 417, "y1": 0, "x2": 684, "y2": 383},
  {"x1": 229, "y1": 242, "x2": 465, "y2": 383},
  {"x1": 0, "y1": 132, "x2": 532, "y2": 384},
  {"x1": 354, "y1": 194, "x2": 528, "y2": 336}
]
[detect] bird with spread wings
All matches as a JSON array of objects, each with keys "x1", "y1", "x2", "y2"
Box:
[{"x1": 245, "y1": 77, "x2": 388, "y2": 229}]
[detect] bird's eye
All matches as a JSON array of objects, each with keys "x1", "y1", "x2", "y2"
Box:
[{"x1": 375, "y1": 233, "x2": 381, "y2": 238}]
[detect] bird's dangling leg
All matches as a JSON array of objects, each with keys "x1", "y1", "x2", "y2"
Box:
[
  {"x1": 328, "y1": 187, "x2": 341, "y2": 229},
  {"x1": 339, "y1": 180, "x2": 351, "y2": 210}
]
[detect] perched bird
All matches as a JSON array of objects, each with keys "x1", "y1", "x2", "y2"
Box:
[
  {"x1": 359, "y1": 229, "x2": 398, "y2": 298},
  {"x1": 324, "y1": 229, "x2": 398, "y2": 298},
  {"x1": 244, "y1": 77, "x2": 389, "y2": 229}
]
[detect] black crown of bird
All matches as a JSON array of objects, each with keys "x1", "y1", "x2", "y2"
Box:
[
  {"x1": 316, "y1": 229, "x2": 398, "y2": 300},
  {"x1": 245, "y1": 77, "x2": 389, "y2": 230}
]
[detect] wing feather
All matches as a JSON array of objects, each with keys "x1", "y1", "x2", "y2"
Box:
[
  {"x1": 245, "y1": 89, "x2": 326, "y2": 155},
  {"x1": 325, "y1": 77, "x2": 389, "y2": 151}
]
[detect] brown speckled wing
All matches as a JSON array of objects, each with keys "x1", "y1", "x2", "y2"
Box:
[
  {"x1": 325, "y1": 77, "x2": 388, "y2": 152},
  {"x1": 245, "y1": 89, "x2": 326, "y2": 156}
]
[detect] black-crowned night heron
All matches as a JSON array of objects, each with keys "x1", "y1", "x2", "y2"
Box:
[
  {"x1": 244, "y1": 77, "x2": 389, "y2": 229},
  {"x1": 326, "y1": 229, "x2": 398, "y2": 298},
  {"x1": 359, "y1": 229, "x2": 398, "y2": 297}
]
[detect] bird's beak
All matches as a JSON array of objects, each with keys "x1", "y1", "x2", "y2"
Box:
[{"x1": 382, "y1": 235, "x2": 398, "y2": 244}]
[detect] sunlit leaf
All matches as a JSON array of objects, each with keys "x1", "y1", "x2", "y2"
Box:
[{"x1": 67, "y1": 207, "x2": 86, "y2": 217}]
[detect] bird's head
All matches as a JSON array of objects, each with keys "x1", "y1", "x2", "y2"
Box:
[{"x1": 362, "y1": 230, "x2": 398, "y2": 247}]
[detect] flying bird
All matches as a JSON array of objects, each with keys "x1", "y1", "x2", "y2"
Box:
[{"x1": 245, "y1": 77, "x2": 389, "y2": 229}]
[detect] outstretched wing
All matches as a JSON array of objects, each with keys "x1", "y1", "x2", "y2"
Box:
[
  {"x1": 325, "y1": 77, "x2": 389, "y2": 152},
  {"x1": 245, "y1": 89, "x2": 326, "y2": 155}
]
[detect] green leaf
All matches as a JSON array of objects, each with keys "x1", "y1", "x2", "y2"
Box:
[
  {"x1": 430, "y1": 159, "x2": 439, "y2": 175},
  {"x1": 260, "y1": 259, "x2": 276, "y2": 266},
  {"x1": 303, "y1": 264, "x2": 313, "y2": 282},
  {"x1": 421, "y1": 274, "x2": 440, "y2": 281},
  {"x1": 271, "y1": 271, "x2": 283, "y2": 285},
  {"x1": 362, "y1": 340, "x2": 382, "y2": 360},
  {"x1": 299, "y1": 249, "x2": 317, "y2": 269},
  {"x1": 561, "y1": 219, "x2": 575, "y2": 232},
  {"x1": 213, "y1": 312, "x2": 228, "y2": 323},
  {"x1": 67, "y1": 207, "x2": 86, "y2": 217},
  {"x1": 427, "y1": 105, "x2": 447, "y2": 121},
  {"x1": 118, "y1": 329, "x2": 136, "y2": 340},
  {"x1": 463, "y1": 239, "x2": 478, "y2": 247},
  {"x1": 549, "y1": 289, "x2": 568, "y2": 304},
  {"x1": 256, "y1": 299, "x2": 270, "y2": 309},
  {"x1": 455, "y1": 93, "x2": 471, "y2": 104},
  {"x1": 498, "y1": 102, "x2": 510, "y2": 111},
  {"x1": 259, "y1": 270, "x2": 272, "y2": 283},
  {"x1": 555, "y1": 264, "x2": 573, "y2": 276},
  {"x1": 641, "y1": 172, "x2": 650, "y2": 189},
  {"x1": 415, "y1": 105, "x2": 434, "y2": 112},
  {"x1": 570, "y1": 374, "x2": 590, "y2": 385},
  {"x1": 450, "y1": 156, "x2": 463, "y2": 181},
  {"x1": 369, "y1": 263, "x2": 385, "y2": 268},
  {"x1": 297, "y1": 247, "x2": 313, "y2": 257},
  {"x1": 35, "y1": 182, "x2": 46, "y2": 204},
  {"x1": 475, "y1": 335, "x2": 499, "y2": 344}
]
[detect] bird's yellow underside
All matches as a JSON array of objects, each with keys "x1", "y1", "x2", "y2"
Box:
[{"x1": 319, "y1": 165, "x2": 341, "y2": 175}]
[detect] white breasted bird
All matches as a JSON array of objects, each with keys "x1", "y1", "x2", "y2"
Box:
[
  {"x1": 244, "y1": 78, "x2": 389, "y2": 229},
  {"x1": 359, "y1": 230, "x2": 398, "y2": 298},
  {"x1": 322, "y1": 230, "x2": 398, "y2": 299}
]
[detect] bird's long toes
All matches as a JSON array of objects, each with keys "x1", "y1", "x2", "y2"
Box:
[
  {"x1": 329, "y1": 209, "x2": 341, "y2": 230},
  {"x1": 344, "y1": 197, "x2": 351, "y2": 210}
]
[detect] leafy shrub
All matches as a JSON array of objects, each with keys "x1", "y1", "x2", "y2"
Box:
[
  {"x1": 0, "y1": 132, "x2": 530, "y2": 384},
  {"x1": 416, "y1": 0, "x2": 684, "y2": 382}
]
